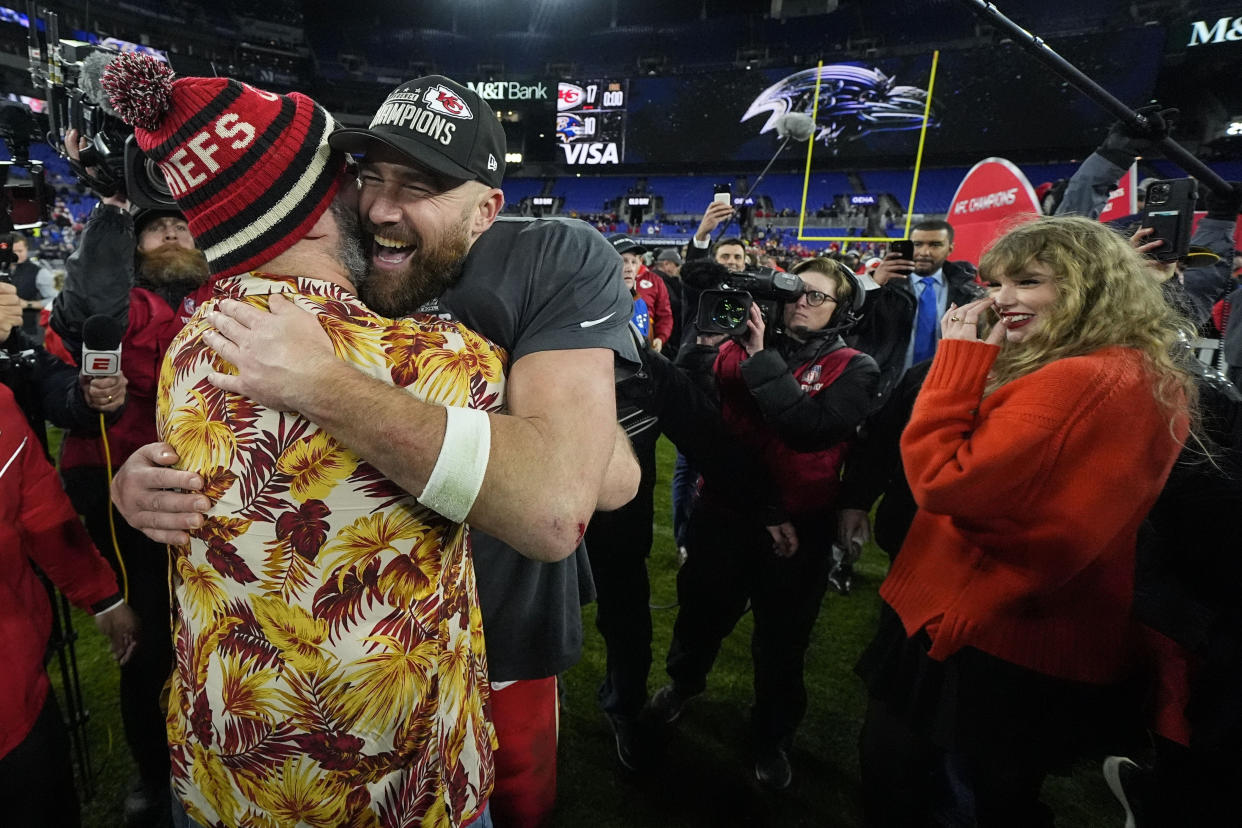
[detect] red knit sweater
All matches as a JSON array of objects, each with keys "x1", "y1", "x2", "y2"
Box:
[{"x1": 882, "y1": 339, "x2": 1186, "y2": 684}]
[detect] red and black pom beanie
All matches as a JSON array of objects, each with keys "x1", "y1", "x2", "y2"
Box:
[{"x1": 101, "y1": 54, "x2": 345, "y2": 279}]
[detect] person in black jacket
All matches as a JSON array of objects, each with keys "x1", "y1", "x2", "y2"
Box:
[
  {"x1": 646, "y1": 256, "x2": 879, "y2": 790},
  {"x1": 836, "y1": 360, "x2": 931, "y2": 562},
  {"x1": 849, "y1": 219, "x2": 983, "y2": 402}
]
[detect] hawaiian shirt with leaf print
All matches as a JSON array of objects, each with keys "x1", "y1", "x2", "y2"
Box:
[{"x1": 156, "y1": 272, "x2": 507, "y2": 828}]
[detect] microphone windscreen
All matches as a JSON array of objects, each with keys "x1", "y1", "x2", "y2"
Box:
[
  {"x1": 83, "y1": 314, "x2": 125, "y2": 351},
  {"x1": 775, "y1": 112, "x2": 815, "y2": 142},
  {"x1": 680, "y1": 259, "x2": 731, "y2": 290},
  {"x1": 79, "y1": 50, "x2": 119, "y2": 116}
]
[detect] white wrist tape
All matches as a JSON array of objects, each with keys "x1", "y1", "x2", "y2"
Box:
[{"x1": 419, "y1": 405, "x2": 491, "y2": 524}]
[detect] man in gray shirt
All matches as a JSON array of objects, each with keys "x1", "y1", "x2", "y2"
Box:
[{"x1": 111, "y1": 75, "x2": 640, "y2": 824}]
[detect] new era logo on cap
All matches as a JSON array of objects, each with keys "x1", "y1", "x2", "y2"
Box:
[
  {"x1": 488, "y1": 154, "x2": 498, "y2": 171},
  {"x1": 424, "y1": 85, "x2": 473, "y2": 120}
]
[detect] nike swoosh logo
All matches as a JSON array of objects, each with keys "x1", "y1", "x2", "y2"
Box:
[{"x1": 579, "y1": 312, "x2": 616, "y2": 328}]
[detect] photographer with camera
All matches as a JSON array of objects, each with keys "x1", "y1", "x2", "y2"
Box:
[
  {"x1": 44, "y1": 127, "x2": 211, "y2": 827},
  {"x1": 647, "y1": 256, "x2": 878, "y2": 790}
]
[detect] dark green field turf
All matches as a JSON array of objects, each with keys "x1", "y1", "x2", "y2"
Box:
[{"x1": 55, "y1": 435, "x2": 1121, "y2": 827}]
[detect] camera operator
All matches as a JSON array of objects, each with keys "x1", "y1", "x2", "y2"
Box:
[
  {"x1": 45, "y1": 128, "x2": 211, "y2": 826},
  {"x1": 647, "y1": 256, "x2": 878, "y2": 790}
]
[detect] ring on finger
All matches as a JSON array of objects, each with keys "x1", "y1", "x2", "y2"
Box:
[{"x1": 949, "y1": 315, "x2": 961, "y2": 322}]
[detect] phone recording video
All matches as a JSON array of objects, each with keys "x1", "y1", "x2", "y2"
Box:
[{"x1": 1139, "y1": 178, "x2": 1196, "y2": 264}]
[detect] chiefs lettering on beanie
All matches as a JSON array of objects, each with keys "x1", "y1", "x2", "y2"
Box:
[{"x1": 101, "y1": 53, "x2": 344, "y2": 279}]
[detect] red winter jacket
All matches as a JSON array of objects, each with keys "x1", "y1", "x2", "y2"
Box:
[
  {"x1": 711, "y1": 339, "x2": 872, "y2": 516},
  {"x1": 0, "y1": 385, "x2": 120, "y2": 759},
  {"x1": 634, "y1": 266, "x2": 674, "y2": 346}
]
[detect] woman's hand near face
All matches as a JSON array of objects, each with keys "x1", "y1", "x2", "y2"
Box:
[{"x1": 941, "y1": 298, "x2": 1005, "y2": 346}]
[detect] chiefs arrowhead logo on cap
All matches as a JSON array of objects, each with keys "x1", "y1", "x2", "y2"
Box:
[{"x1": 424, "y1": 85, "x2": 474, "y2": 120}]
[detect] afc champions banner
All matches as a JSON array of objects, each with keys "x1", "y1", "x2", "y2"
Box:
[
  {"x1": 1097, "y1": 163, "x2": 1138, "y2": 223},
  {"x1": 948, "y1": 158, "x2": 1042, "y2": 264}
]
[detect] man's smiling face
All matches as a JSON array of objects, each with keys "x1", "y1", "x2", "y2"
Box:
[{"x1": 355, "y1": 147, "x2": 489, "y2": 316}]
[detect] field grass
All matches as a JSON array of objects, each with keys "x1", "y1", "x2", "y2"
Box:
[{"x1": 56, "y1": 435, "x2": 1121, "y2": 827}]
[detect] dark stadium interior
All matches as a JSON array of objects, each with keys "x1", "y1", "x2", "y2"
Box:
[{"x1": 5, "y1": 4, "x2": 1242, "y2": 828}]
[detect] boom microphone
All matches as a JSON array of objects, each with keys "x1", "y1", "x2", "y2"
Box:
[
  {"x1": 81, "y1": 314, "x2": 124, "y2": 376},
  {"x1": 774, "y1": 112, "x2": 815, "y2": 142},
  {"x1": 78, "y1": 49, "x2": 120, "y2": 115}
]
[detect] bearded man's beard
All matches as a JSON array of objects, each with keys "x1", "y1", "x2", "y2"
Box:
[
  {"x1": 136, "y1": 244, "x2": 210, "y2": 290},
  {"x1": 359, "y1": 214, "x2": 471, "y2": 318},
  {"x1": 329, "y1": 195, "x2": 369, "y2": 287}
]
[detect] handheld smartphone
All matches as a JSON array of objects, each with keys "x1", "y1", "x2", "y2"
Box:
[
  {"x1": 890, "y1": 239, "x2": 914, "y2": 260},
  {"x1": 713, "y1": 183, "x2": 731, "y2": 206},
  {"x1": 1140, "y1": 179, "x2": 1197, "y2": 263}
]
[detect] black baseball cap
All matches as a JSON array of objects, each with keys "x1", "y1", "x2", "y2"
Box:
[
  {"x1": 329, "y1": 75, "x2": 506, "y2": 188},
  {"x1": 608, "y1": 234, "x2": 647, "y2": 256},
  {"x1": 131, "y1": 207, "x2": 186, "y2": 236}
]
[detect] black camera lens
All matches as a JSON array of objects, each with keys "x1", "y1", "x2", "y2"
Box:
[
  {"x1": 712, "y1": 296, "x2": 748, "y2": 330},
  {"x1": 143, "y1": 156, "x2": 173, "y2": 198},
  {"x1": 1148, "y1": 182, "x2": 1171, "y2": 202}
]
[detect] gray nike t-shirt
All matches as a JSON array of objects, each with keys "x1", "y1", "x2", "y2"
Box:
[{"x1": 422, "y1": 216, "x2": 637, "y2": 681}]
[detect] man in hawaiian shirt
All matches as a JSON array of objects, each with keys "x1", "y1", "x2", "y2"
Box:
[{"x1": 101, "y1": 56, "x2": 499, "y2": 828}]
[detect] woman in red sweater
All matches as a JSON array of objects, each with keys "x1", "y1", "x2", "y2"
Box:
[{"x1": 855, "y1": 215, "x2": 1195, "y2": 827}]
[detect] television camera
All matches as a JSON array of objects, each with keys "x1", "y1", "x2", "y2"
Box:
[
  {"x1": 19, "y1": 2, "x2": 175, "y2": 209},
  {"x1": 693, "y1": 263, "x2": 804, "y2": 344}
]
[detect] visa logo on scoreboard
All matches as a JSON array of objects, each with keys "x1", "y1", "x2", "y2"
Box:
[
  {"x1": 559, "y1": 142, "x2": 620, "y2": 164},
  {"x1": 557, "y1": 80, "x2": 626, "y2": 165}
]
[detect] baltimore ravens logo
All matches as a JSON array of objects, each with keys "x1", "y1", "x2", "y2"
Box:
[
  {"x1": 557, "y1": 113, "x2": 585, "y2": 143},
  {"x1": 742, "y1": 65, "x2": 935, "y2": 154}
]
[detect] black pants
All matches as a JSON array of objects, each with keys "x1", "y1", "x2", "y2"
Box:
[
  {"x1": 666, "y1": 499, "x2": 834, "y2": 746},
  {"x1": 586, "y1": 424, "x2": 659, "y2": 719},
  {"x1": 859, "y1": 697, "x2": 1054, "y2": 828},
  {"x1": 0, "y1": 690, "x2": 82, "y2": 827},
  {"x1": 62, "y1": 466, "x2": 173, "y2": 794}
]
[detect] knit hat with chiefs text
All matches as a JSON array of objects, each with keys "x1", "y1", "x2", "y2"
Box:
[{"x1": 101, "y1": 53, "x2": 344, "y2": 279}]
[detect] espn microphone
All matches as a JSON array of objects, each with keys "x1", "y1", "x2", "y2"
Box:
[{"x1": 81, "y1": 314, "x2": 124, "y2": 377}]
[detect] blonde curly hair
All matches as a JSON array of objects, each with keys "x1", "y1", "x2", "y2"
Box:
[{"x1": 979, "y1": 215, "x2": 1196, "y2": 425}]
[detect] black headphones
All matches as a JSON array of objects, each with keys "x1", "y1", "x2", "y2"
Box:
[{"x1": 792, "y1": 258, "x2": 866, "y2": 336}]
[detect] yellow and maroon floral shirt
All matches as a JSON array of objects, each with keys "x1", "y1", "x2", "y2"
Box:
[{"x1": 156, "y1": 273, "x2": 506, "y2": 828}]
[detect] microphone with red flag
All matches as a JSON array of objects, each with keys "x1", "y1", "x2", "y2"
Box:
[{"x1": 81, "y1": 315, "x2": 124, "y2": 376}]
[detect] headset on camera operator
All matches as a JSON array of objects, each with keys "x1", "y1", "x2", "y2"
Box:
[{"x1": 641, "y1": 255, "x2": 878, "y2": 790}]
